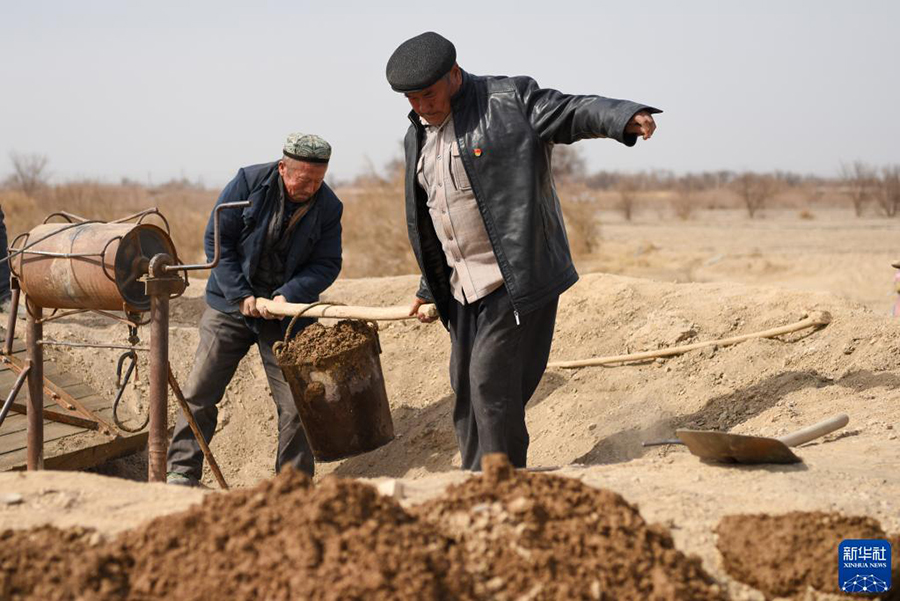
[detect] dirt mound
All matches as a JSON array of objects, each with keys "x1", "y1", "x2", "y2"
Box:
[
  {"x1": 45, "y1": 272, "x2": 900, "y2": 487},
  {"x1": 277, "y1": 319, "x2": 378, "y2": 366},
  {"x1": 1, "y1": 470, "x2": 473, "y2": 601},
  {"x1": 413, "y1": 454, "x2": 724, "y2": 600},
  {"x1": 2, "y1": 459, "x2": 728, "y2": 601},
  {"x1": 716, "y1": 512, "x2": 899, "y2": 599},
  {"x1": 120, "y1": 469, "x2": 470, "y2": 600},
  {"x1": 0, "y1": 526, "x2": 129, "y2": 601}
]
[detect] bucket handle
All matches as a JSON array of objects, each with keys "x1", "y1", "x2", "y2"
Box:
[
  {"x1": 282, "y1": 301, "x2": 327, "y2": 348},
  {"x1": 276, "y1": 302, "x2": 382, "y2": 355},
  {"x1": 365, "y1": 319, "x2": 382, "y2": 355}
]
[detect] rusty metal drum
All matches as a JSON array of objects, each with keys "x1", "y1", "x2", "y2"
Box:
[
  {"x1": 274, "y1": 321, "x2": 395, "y2": 462},
  {"x1": 10, "y1": 222, "x2": 178, "y2": 312}
]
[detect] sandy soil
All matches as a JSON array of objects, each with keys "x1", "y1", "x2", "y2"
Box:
[
  {"x1": 1, "y1": 207, "x2": 898, "y2": 599},
  {"x1": 586, "y1": 208, "x2": 900, "y2": 314}
]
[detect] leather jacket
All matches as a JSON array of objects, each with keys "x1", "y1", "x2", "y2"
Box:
[{"x1": 404, "y1": 70, "x2": 659, "y2": 326}]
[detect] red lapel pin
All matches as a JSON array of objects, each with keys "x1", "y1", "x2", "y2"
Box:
[{"x1": 474, "y1": 148, "x2": 483, "y2": 157}]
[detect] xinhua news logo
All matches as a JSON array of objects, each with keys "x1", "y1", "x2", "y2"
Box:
[{"x1": 838, "y1": 539, "x2": 891, "y2": 594}]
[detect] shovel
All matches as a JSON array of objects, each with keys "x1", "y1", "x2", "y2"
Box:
[{"x1": 644, "y1": 414, "x2": 849, "y2": 464}]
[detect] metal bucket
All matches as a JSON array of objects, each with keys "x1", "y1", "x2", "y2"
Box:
[
  {"x1": 10, "y1": 222, "x2": 178, "y2": 312},
  {"x1": 273, "y1": 321, "x2": 394, "y2": 461}
]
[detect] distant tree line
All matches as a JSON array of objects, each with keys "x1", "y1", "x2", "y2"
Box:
[
  {"x1": 551, "y1": 146, "x2": 900, "y2": 220},
  {"x1": 4, "y1": 150, "x2": 899, "y2": 222}
]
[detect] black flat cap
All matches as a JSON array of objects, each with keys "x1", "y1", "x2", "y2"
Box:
[{"x1": 386, "y1": 32, "x2": 456, "y2": 93}]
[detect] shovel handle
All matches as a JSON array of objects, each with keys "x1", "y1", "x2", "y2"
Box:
[{"x1": 777, "y1": 414, "x2": 849, "y2": 447}]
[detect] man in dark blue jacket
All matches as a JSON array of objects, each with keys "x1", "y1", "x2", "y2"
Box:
[{"x1": 167, "y1": 133, "x2": 343, "y2": 486}]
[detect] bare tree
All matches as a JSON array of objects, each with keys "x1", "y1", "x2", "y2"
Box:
[
  {"x1": 731, "y1": 172, "x2": 778, "y2": 218},
  {"x1": 560, "y1": 196, "x2": 601, "y2": 255},
  {"x1": 804, "y1": 182, "x2": 824, "y2": 205},
  {"x1": 616, "y1": 175, "x2": 641, "y2": 221},
  {"x1": 552, "y1": 145, "x2": 587, "y2": 184},
  {"x1": 876, "y1": 165, "x2": 900, "y2": 218},
  {"x1": 7, "y1": 152, "x2": 50, "y2": 197},
  {"x1": 840, "y1": 161, "x2": 875, "y2": 217},
  {"x1": 671, "y1": 175, "x2": 702, "y2": 220}
]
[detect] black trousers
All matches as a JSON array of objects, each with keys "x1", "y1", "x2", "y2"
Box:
[
  {"x1": 166, "y1": 306, "x2": 315, "y2": 480},
  {"x1": 449, "y1": 286, "x2": 558, "y2": 470}
]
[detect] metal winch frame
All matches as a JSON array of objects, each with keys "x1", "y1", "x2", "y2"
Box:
[{"x1": 0, "y1": 202, "x2": 248, "y2": 482}]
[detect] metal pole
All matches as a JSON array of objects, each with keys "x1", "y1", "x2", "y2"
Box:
[
  {"x1": 168, "y1": 366, "x2": 229, "y2": 490},
  {"x1": 162, "y1": 200, "x2": 250, "y2": 273},
  {"x1": 0, "y1": 362, "x2": 30, "y2": 429},
  {"x1": 147, "y1": 290, "x2": 169, "y2": 482},
  {"x1": 3, "y1": 279, "x2": 20, "y2": 356},
  {"x1": 26, "y1": 302, "x2": 43, "y2": 470}
]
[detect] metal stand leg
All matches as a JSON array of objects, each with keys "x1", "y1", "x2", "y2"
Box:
[
  {"x1": 168, "y1": 366, "x2": 229, "y2": 489},
  {"x1": 4, "y1": 279, "x2": 20, "y2": 356},
  {"x1": 148, "y1": 292, "x2": 169, "y2": 482},
  {"x1": 26, "y1": 302, "x2": 43, "y2": 470}
]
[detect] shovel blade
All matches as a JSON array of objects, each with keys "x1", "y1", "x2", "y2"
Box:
[{"x1": 674, "y1": 429, "x2": 801, "y2": 464}]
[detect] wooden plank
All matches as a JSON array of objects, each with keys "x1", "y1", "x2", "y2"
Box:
[
  {"x1": 0, "y1": 420, "x2": 84, "y2": 454},
  {"x1": 3, "y1": 394, "x2": 75, "y2": 411},
  {"x1": 39, "y1": 363, "x2": 85, "y2": 389},
  {"x1": 0, "y1": 430, "x2": 148, "y2": 472},
  {"x1": 7, "y1": 403, "x2": 99, "y2": 430},
  {"x1": 0, "y1": 417, "x2": 86, "y2": 444},
  {"x1": 0, "y1": 369, "x2": 19, "y2": 389},
  {"x1": 0, "y1": 394, "x2": 107, "y2": 430},
  {"x1": 52, "y1": 382, "x2": 95, "y2": 401},
  {"x1": 1, "y1": 354, "x2": 118, "y2": 437},
  {"x1": 6, "y1": 339, "x2": 25, "y2": 355},
  {"x1": 0, "y1": 359, "x2": 115, "y2": 431},
  {"x1": 45, "y1": 431, "x2": 147, "y2": 471},
  {"x1": 0, "y1": 335, "x2": 146, "y2": 473},
  {"x1": 0, "y1": 413, "x2": 26, "y2": 433},
  {"x1": 72, "y1": 392, "x2": 117, "y2": 414},
  {"x1": 0, "y1": 405, "x2": 117, "y2": 438},
  {"x1": 46, "y1": 371, "x2": 82, "y2": 389},
  {"x1": 1, "y1": 417, "x2": 44, "y2": 437},
  {"x1": 0, "y1": 358, "x2": 95, "y2": 407}
]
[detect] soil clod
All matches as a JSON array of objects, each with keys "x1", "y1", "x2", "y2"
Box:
[
  {"x1": 415, "y1": 465, "x2": 724, "y2": 600},
  {"x1": 716, "y1": 512, "x2": 900, "y2": 599},
  {"x1": 1, "y1": 467, "x2": 729, "y2": 601},
  {"x1": 277, "y1": 319, "x2": 377, "y2": 366}
]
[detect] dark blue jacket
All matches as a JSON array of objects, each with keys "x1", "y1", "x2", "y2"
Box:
[{"x1": 205, "y1": 160, "x2": 343, "y2": 318}]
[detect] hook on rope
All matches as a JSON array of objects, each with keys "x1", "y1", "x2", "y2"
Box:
[{"x1": 112, "y1": 349, "x2": 147, "y2": 433}]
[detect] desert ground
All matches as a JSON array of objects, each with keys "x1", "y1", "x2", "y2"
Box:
[{"x1": 2, "y1": 205, "x2": 899, "y2": 599}]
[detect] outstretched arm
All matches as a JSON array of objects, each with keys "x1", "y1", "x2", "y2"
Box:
[{"x1": 514, "y1": 76, "x2": 661, "y2": 146}]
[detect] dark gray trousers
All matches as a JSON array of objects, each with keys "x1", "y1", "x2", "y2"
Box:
[
  {"x1": 0, "y1": 207, "x2": 10, "y2": 300},
  {"x1": 166, "y1": 306, "x2": 314, "y2": 479},
  {"x1": 449, "y1": 287, "x2": 558, "y2": 471}
]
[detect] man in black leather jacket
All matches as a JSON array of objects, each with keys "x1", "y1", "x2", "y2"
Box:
[{"x1": 386, "y1": 32, "x2": 660, "y2": 470}]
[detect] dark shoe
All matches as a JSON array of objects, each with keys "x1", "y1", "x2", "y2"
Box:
[{"x1": 166, "y1": 471, "x2": 202, "y2": 487}]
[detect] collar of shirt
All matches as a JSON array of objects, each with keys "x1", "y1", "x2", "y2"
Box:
[{"x1": 419, "y1": 113, "x2": 452, "y2": 131}]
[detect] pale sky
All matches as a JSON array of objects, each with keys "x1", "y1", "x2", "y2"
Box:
[{"x1": 1, "y1": 1, "x2": 897, "y2": 187}]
